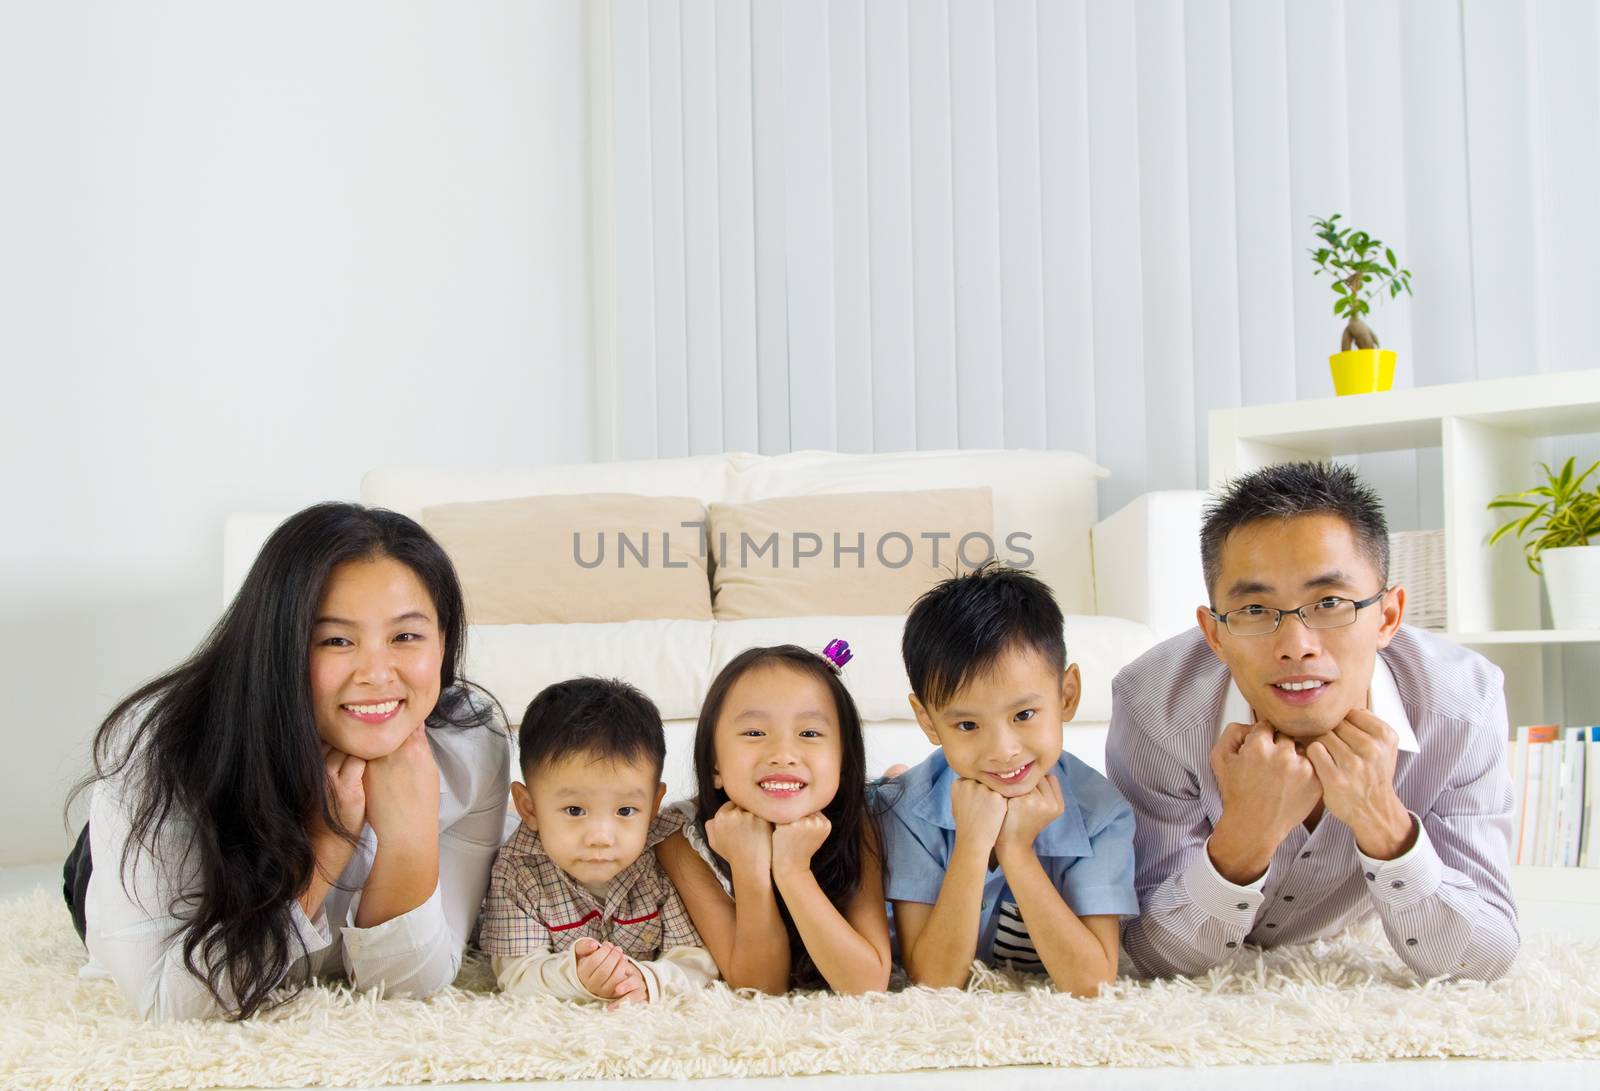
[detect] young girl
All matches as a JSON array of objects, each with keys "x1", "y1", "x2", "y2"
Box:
[
  {"x1": 657, "y1": 643, "x2": 891, "y2": 995},
  {"x1": 63, "y1": 503, "x2": 511, "y2": 1021}
]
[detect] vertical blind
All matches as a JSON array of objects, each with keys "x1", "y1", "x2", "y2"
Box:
[{"x1": 594, "y1": 0, "x2": 1600, "y2": 521}]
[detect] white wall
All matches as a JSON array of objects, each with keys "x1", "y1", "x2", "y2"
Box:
[
  {"x1": 0, "y1": 1, "x2": 593, "y2": 865},
  {"x1": 592, "y1": 0, "x2": 1600, "y2": 522}
]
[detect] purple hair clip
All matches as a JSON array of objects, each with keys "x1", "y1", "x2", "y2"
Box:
[{"x1": 820, "y1": 638, "x2": 853, "y2": 674}]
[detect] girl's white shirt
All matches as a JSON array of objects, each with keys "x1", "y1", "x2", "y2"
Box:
[
  {"x1": 663, "y1": 800, "x2": 734, "y2": 898},
  {"x1": 79, "y1": 713, "x2": 513, "y2": 1021}
]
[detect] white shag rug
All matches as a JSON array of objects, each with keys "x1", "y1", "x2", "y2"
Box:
[{"x1": 2, "y1": 889, "x2": 1598, "y2": 1089}]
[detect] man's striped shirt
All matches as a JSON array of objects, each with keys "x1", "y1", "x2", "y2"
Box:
[{"x1": 1105, "y1": 625, "x2": 1519, "y2": 982}]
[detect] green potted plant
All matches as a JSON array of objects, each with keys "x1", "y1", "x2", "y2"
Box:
[
  {"x1": 1488, "y1": 456, "x2": 1600, "y2": 630},
  {"x1": 1309, "y1": 214, "x2": 1413, "y2": 395}
]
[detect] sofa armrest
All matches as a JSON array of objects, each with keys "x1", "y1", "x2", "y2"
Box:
[
  {"x1": 223, "y1": 513, "x2": 292, "y2": 605},
  {"x1": 1091, "y1": 491, "x2": 1208, "y2": 641}
]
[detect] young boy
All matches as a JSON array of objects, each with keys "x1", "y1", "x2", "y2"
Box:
[
  {"x1": 479, "y1": 677, "x2": 718, "y2": 1004},
  {"x1": 881, "y1": 563, "x2": 1138, "y2": 996}
]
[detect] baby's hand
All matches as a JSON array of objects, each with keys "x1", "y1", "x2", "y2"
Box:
[
  {"x1": 573, "y1": 937, "x2": 640, "y2": 1000},
  {"x1": 606, "y1": 971, "x2": 650, "y2": 1010}
]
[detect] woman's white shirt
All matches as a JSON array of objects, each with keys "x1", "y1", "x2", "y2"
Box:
[{"x1": 80, "y1": 715, "x2": 513, "y2": 1021}]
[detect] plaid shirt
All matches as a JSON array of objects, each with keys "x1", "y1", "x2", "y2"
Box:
[{"x1": 479, "y1": 810, "x2": 701, "y2": 959}]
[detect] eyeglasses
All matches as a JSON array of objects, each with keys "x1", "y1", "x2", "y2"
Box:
[{"x1": 1209, "y1": 588, "x2": 1390, "y2": 637}]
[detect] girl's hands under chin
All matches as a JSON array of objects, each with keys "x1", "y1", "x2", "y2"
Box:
[
  {"x1": 360, "y1": 725, "x2": 441, "y2": 847},
  {"x1": 771, "y1": 812, "x2": 831, "y2": 880},
  {"x1": 704, "y1": 801, "x2": 774, "y2": 879}
]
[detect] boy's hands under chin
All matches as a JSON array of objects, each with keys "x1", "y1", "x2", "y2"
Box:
[
  {"x1": 997, "y1": 773, "x2": 1064, "y2": 856},
  {"x1": 705, "y1": 801, "x2": 774, "y2": 879},
  {"x1": 573, "y1": 937, "x2": 646, "y2": 1006},
  {"x1": 1304, "y1": 707, "x2": 1416, "y2": 860},
  {"x1": 950, "y1": 777, "x2": 1008, "y2": 853}
]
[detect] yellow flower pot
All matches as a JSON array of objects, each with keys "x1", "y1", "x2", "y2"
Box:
[{"x1": 1329, "y1": 349, "x2": 1396, "y2": 396}]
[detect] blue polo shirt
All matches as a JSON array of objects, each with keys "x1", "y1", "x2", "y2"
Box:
[{"x1": 877, "y1": 749, "x2": 1139, "y2": 966}]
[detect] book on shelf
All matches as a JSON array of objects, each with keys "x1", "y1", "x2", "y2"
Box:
[
  {"x1": 1586, "y1": 726, "x2": 1600, "y2": 869},
  {"x1": 1560, "y1": 732, "x2": 1585, "y2": 868},
  {"x1": 1512, "y1": 725, "x2": 1558, "y2": 866},
  {"x1": 1538, "y1": 727, "x2": 1561, "y2": 865},
  {"x1": 1509, "y1": 723, "x2": 1600, "y2": 868}
]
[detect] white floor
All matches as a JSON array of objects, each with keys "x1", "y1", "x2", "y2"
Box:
[
  {"x1": 6, "y1": 864, "x2": 1593, "y2": 1091},
  {"x1": 414, "y1": 1063, "x2": 1600, "y2": 1091}
]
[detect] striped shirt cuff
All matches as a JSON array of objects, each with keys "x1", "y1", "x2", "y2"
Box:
[
  {"x1": 1357, "y1": 812, "x2": 1441, "y2": 912},
  {"x1": 1182, "y1": 837, "x2": 1268, "y2": 928}
]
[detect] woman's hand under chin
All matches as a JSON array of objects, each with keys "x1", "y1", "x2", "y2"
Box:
[
  {"x1": 360, "y1": 725, "x2": 441, "y2": 848},
  {"x1": 320, "y1": 744, "x2": 368, "y2": 837},
  {"x1": 301, "y1": 745, "x2": 369, "y2": 918}
]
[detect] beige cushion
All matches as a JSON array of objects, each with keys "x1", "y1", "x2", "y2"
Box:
[
  {"x1": 727, "y1": 449, "x2": 1107, "y2": 615},
  {"x1": 362, "y1": 449, "x2": 1107, "y2": 615},
  {"x1": 706, "y1": 487, "x2": 994, "y2": 619},
  {"x1": 421, "y1": 493, "x2": 712, "y2": 625}
]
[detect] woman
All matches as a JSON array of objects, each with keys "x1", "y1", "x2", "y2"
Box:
[{"x1": 63, "y1": 503, "x2": 511, "y2": 1020}]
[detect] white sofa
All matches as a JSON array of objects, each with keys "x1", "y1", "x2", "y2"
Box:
[{"x1": 224, "y1": 449, "x2": 1207, "y2": 799}]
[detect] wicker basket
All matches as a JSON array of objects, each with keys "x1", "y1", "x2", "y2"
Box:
[{"x1": 1389, "y1": 529, "x2": 1447, "y2": 631}]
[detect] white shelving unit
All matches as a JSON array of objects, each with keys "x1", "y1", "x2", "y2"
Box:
[
  {"x1": 1209, "y1": 369, "x2": 1600, "y2": 728},
  {"x1": 1450, "y1": 631, "x2": 1600, "y2": 645},
  {"x1": 1510, "y1": 866, "x2": 1600, "y2": 941},
  {"x1": 1210, "y1": 371, "x2": 1600, "y2": 910}
]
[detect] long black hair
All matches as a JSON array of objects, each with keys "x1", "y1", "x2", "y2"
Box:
[
  {"x1": 69, "y1": 502, "x2": 499, "y2": 1019},
  {"x1": 690, "y1": 644, "x2": 874, "y2": 988}
]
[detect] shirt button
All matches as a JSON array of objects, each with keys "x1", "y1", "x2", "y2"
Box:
[
  {"x1": 1300, "y1": 852, "x2": 1312, "y2": 859},
  {"x1": 1406, "y1": 938, "x2": 1418, "y2": 947},
  {"x1": 1265, "y1": 922, "x2": 1277, "y2": 928},
  {"x1": 1364, "y1": 872, "x2": 1376, "y2": 881},
  {"x1": 1282, "y1": 895, "x2": 1294, "y2": 902},
  {"x1": 1391, "y1": 880, "x2": 1404, "y2": 890},
  {"x1": 1225, "y1": 941, "x2": 1238, "y2": 949},
  {"x1": 1235, "y1": 902, "x2": 1249, "y2": 910}
]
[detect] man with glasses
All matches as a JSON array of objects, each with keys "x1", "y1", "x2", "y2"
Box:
[{"x1": 1106, "y1": 462, "x2": 1518, "y2": 981}]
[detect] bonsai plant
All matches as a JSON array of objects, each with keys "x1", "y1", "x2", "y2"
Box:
[
  {"x1": 1487, "y1": 456, "x2": 1600, "y2": 630},
  {"x1": 1309, "y1": 214, "x2": 1413, "y2": 395}
]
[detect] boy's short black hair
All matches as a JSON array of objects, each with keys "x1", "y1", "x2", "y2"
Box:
[
  {"x1": 517, "y1": 677, "x2": 666, "y2": 781},
  {"x1": 1200, "y1": 461, "x2": 1390, "y2": 599},
  {"x1": 901, "y1": 562, "x2": 1066, "y2": 710}
]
